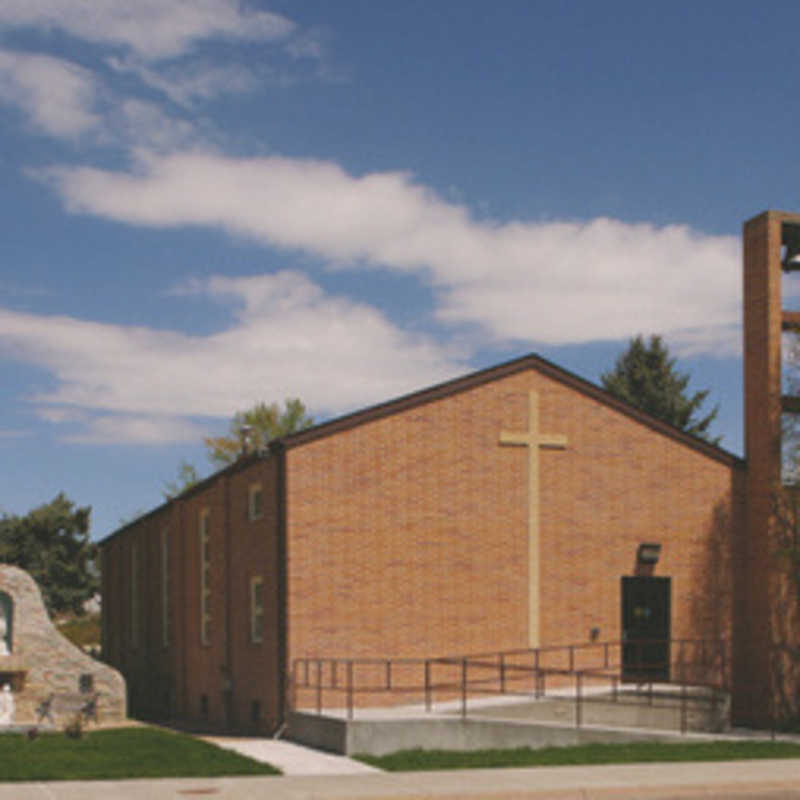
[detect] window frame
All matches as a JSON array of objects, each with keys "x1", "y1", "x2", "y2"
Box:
[
  {"x1": 248, "y1": 483, "x2": 264, "y2": 521},
  {"x1": 250, "y1": 575, "x2": 264, "y2": 644},
  {"x1": 199, "y1": 509, "x2": 211, "y2": 646},
  {"x1": 130, "y1": 541, "x2": 139, "y2": 650},
  {"x1": 161, "y1": 527, "x2": 170, "y2": 648}
]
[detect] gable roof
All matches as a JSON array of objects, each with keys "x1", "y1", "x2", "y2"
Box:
[
  {"x1": 101, "y1": 351, "x2": 743, "y2": 547},
  {"x1": 274, "y1": 352, "x2": 743, "y2": 469},
  {"x1": 99, "y1": 447, "x2": 268, "y2": 545}
]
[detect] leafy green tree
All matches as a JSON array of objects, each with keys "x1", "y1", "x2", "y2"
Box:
[
  {"x1": 601, "y1": 334, "x2": 720, "y2": 443},
  {"x1": 0, "y1": 494, "x2": 97, "y2": 617},
  {"x1": 160, "y1": 400, "x2": 314, "y2": 498},
  {"x1": 162, "y1": 461, "x2": 201, "y2": 500},
  {"x1": 204, "y1": 398, "x2": 314, "y2": 467}
]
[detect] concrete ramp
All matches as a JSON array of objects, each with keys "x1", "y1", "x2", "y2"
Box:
[
  {"x1": 288, "y1": 686, "x2": 730, "y2": 756},
  {"x1": 288, "y1": 712, "x2": 706, "y2": 756}
]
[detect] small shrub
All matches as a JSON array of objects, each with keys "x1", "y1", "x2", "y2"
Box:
[
  {"x1": 63, "y1": 717, "x2": 82, "y2": 739},
  {"x1": 56, "y1": 613, "x2": 101, "y2": 650}
]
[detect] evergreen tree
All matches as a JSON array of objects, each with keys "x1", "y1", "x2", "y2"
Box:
[
  {"x1": 601, "y1": 335, "x2": 720, "y2": 443},
  {"x1": 0, "y1": 494, "x2": 97, "y2": 616}
]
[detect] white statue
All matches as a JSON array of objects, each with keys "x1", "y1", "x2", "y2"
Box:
[
  {"x1": 0, "y1": 615, "x2": 8, "y2": 656},
  {"x1": 0, "y1": 684, "x2": 14, "y2": 725}
]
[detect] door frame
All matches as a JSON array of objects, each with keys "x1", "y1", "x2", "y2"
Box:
[{"x1": 620, "y1": 575, "x2": 671, "y2": 682}]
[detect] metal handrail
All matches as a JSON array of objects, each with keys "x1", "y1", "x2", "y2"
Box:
[{"x1": 290, "y1": 637, "x2": 730, "y2": 724}]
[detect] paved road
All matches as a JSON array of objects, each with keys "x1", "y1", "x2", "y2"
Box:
[{"x1": 1, "y1": 759, "x2": 800, "y2": 799}]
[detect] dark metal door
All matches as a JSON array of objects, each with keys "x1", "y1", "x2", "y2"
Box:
[{"x1": 621, "y1": 576, "x2": 671, "y2": 682}]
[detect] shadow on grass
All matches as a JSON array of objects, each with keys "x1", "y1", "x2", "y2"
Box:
[{"x1": 0, "y1": 726, "x2": 280, "y2": 782}]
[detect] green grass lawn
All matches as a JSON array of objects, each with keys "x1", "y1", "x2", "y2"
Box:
[
  {"x1": 355, "y1": 740, "x2": 800, "y2": 772},
  {"x1": 0, "y1": 727, "x2": 280, "y2": 782}
]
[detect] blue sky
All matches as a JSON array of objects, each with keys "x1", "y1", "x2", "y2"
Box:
[{"x1": 0, "y1": 1, "x2": 793, "y2": 537}]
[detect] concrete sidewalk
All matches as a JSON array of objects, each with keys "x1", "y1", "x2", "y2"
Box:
[
  {"x1": 201, "y1": 734, "x2": 381, "y2": 775},
  {"x1": 0, "y1": 759, "x2": 800, "y2": 799}
]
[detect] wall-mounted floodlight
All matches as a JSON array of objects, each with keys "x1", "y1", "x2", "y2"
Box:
[{"x1": 636, "y1": 543, "x2": 661, "y2": 565}]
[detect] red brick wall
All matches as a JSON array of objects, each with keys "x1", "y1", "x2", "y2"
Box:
[
  {"x1": 106, "y1": 501, "x2": 193, "y2": 722},
  {"x1": 225, "y1": 457, "x2": 283, "y2": 731},
  {"x1": 175, "y1": 480, "x2": 228, "y2": 726},
  {"x1": 739, "y1": 211, "x2": 782, "y2": 725},
  {"x1": 285, "y1": 369, "x2": 743, "y2": 706},
  {"x1": 739, "y1": 211, "x2": 800, "y2": 726},
  {"x1": 103, "y1": 365, "x2": 743, "y2": 725},
  {"x1": 101, "y1": 455, "x2": 282, "y2": 732}
]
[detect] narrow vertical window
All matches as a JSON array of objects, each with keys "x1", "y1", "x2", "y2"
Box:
[
  {"x1": 161, "y1": 528, "x2": 170, "y2": 648},
  {"x1": 248, "y1": 483, "x2": 263, "y2": 521},
  {"x1": 250, "y1": 576, "x2": 264, "y2": 644},
  {"x1": 130, "y1": 541, "x2": 139, "y2": 649},
  {"x1": 100, "y1": 547, "x2": 109, "y2": 657},
  {"x1": 199, "y1": 509, "x2": 211, "y2": 645}
]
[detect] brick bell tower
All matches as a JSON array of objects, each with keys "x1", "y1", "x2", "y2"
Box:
[{"x1": 739, "y1": 210, "x2": 800, "y2": 726}]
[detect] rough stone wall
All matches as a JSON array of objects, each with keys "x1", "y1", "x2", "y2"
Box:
[{"x1": 0, "y1": 564, "x2": 126, "y2": 725}]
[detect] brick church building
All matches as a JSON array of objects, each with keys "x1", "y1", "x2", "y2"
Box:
[{"x1": 99, "y1": 210, "x2": 800, "y2": 732}]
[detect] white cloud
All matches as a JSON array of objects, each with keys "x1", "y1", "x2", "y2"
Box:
[
  {"x1": 65, "y1": 415, "x2": 209, "y2": 445},
  {"x1": 109, "y1": 99, "x2": 201, "y2": 151},
  {"x1": 0, "y1": 272, "x2": 465, "y2": 444},
  {"x1": 0, "y1": 0, "x2": 294, "y2": 61},
  {"x1": 41, "y1": 150, "x2": 742, "y2": 355},
  {"x1": 36, "y1": 407, "x2": 89, "y2": 424},
  {"x1": 0, "y1": 50, "x2": 100, "y2": 138},
  {"x1": 35, "y1": 405, "x2": 204, "y2": 444},
  {"x1": 35, "y1": 405, "x2": 208, "y2": 444},
  {"x1": 0, "y1": 429, "x2": 29, "y2": 440},
  {"x1": 107, "y1": 56, "x2": 259, "y2": 106},
  {"x1": 0, "y1": 50, "x2": 203, "y2": 148},
  {"x1": 285, "y1": 29, "x2": 326, "y2": 61}
]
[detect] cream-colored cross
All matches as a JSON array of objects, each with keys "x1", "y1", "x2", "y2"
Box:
[{"x1": 500, "y1": 390, "x2": 568, "y2": 648}]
